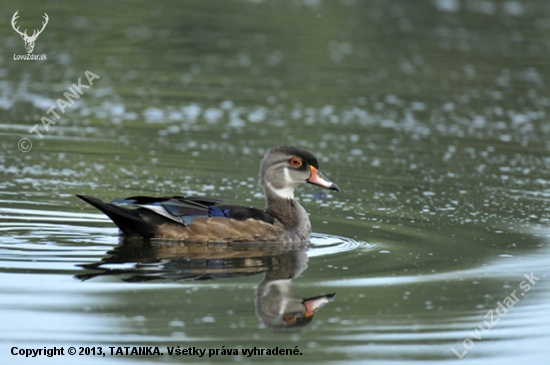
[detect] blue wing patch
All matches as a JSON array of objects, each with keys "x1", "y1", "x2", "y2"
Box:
[{"x1": 208, "y1": 206, "x2": 231, "y2": 218}]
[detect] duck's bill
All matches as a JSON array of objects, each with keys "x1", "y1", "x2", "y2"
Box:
[
  {"x1": 308, "y1": 166, "x2": 340, "y2": 192},
  {"x1": 304, "y1": 293, "x2": 336, "y2": 317}
]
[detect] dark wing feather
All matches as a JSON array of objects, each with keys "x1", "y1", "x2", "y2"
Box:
[
  {"x1": 112, "y1": 196, "x2": 186, "y2": 205},
  {"x1": 182, "y1": 196, "x2": 227, "y2": 205},
  {"x1": 113, "y1": 196, "x2": 275, "y2": 225},
  {"x1": 161, "y1": 199, "x2": 210, "y2": 217},
  {"x1": 76, "y1": 194, "x2": 158, "y2": 237},
  {"x1": 212, "y1": 203, "x2": 275, "y2": 224},
  {"x1": 156, "y1": 196, "x2": 275, "y2": 225}
]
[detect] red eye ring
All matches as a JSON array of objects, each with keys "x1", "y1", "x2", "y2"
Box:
[
  {"x1": 285, "y1": 315, "x2": 297, "y2": 324},
  {"x1": 290, "y1": 157, "x2": 302, "y2": 167}
]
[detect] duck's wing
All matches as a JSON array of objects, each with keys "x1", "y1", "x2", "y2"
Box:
[
  {"x1": 77, "y1": 195, "x2": 275, "y2": 239},
  {"x1": 113, "y1": 196, "x2": 275, "y2": 225},
  {"x1": 110, "y1": 196, "x2": 210, "y2": 225}
]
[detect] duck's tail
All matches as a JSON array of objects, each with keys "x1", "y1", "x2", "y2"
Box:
[{"x1": 76, "y1": 194, "x2": 155, "y2": 237}]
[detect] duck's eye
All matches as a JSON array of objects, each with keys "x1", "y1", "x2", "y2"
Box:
[
  {"x1": 284, "y1": 315, "x2": 297, "y2": 324},
  {"x1": 289, "y1": 157, "x2": 302, "y2": 167}
]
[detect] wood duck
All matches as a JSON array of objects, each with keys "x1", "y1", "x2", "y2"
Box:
[{"x1": 77, "y1": 145, "x2": 339, "y2": 243}]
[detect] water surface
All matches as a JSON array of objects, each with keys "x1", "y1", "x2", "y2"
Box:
[{"x1": 1, "y1": 0, "x2": 550, "y2": 364}]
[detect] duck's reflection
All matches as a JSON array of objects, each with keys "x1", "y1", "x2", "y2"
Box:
[
  {"x1": 76, "y1": 240, "x2": 335, "y2": 330},
  {"x1": 254, "y1": 244, "x2": 335, "y2": 330}
]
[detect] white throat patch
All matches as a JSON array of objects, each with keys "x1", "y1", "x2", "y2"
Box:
[
  {"x1": 266, "y1": 181, "x2": 295, "y2": 200},
  {"x1": 265, "y1": 167, "x2": 298, "y2": 200}
]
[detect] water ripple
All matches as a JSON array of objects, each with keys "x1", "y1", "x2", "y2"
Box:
[
  {"x1": 0, "y1": 206, "x2": 373, "y2": 277},
  {"x1": 309, "y1": 233, "x2": 376, "y2": 257}
]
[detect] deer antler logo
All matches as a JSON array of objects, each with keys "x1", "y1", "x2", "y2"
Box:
[{"x1": 11, "y1": 11, "x2": 49, "y2": 54}]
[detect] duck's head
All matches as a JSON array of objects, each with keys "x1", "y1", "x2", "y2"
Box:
[
  {"x1": 259, "y1": 146, "x2": 340, "y2": 200},
  {"x1": 256, "y1": 289, "x2": 336, "y2": 331}
]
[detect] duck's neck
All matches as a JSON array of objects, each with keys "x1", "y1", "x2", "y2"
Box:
[{"x1": 264, "y1": 188, "x2": 310, "y2": 232}]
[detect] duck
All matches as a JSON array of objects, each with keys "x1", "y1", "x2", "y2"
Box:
[{"x1": 76, "y1": 145, "x2": 339, "y2": 243}]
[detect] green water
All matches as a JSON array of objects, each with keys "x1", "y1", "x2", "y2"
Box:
[{"x1": 1, "y1": 0, "x2": 550, "y2": 364}]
